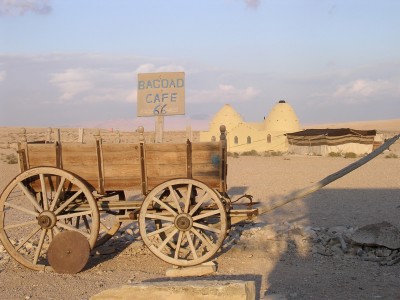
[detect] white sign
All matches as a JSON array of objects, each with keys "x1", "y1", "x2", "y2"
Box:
[{"x1": 137, "y1": 72, "x2": 185, "y2": 117}]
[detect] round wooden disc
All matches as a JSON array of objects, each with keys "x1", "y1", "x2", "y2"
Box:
[{"x1": 48, "y1": 231, "x2": 90, "y2": 274}]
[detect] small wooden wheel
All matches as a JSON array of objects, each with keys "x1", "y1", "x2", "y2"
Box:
[
  {"x1": 139, "y1": 179, "x2": 228, "y2": 266},
  {"x1": 0, "y1": 167, "x2": 100, "y2": 271},
  {"x1": 47, "y1": 231, "x2": 90, "y2": 274}
]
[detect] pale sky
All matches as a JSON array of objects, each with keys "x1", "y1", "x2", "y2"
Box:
[{"x1": 0, "y1": 0, "x2": 399, "y2": 130}]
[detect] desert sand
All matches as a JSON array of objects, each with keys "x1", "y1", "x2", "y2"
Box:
[{"x1": 0, "y1": 120, "x2": 399, "y2": 299}]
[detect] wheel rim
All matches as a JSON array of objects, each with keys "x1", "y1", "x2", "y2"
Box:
[
  {"x1": 0, "y1": 167, "x2": 99, "y2": 271},
  {"x1": 139, "y1": 179, "x2": 227, "y2": 266}
]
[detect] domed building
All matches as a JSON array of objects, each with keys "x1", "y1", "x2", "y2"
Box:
[{"x1": 200, "y1": 100, "x2": 301, "y2": 153}]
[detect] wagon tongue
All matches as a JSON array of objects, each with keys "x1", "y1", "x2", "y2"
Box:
[{"x1": 257, "y1": 134, "x2": 400, "y2": 216}]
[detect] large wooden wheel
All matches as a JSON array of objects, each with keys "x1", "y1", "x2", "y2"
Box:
[
  {"x1": 0, "y1": 167, "x2": 100, "y2": 271},
  {"x1": 139, "y1": 178, "x2": 228, "y2": 266}
]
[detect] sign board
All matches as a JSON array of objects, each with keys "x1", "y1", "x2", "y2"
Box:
[{"x1": 137, "y1": 72, "x2": 185, "y2": 117}]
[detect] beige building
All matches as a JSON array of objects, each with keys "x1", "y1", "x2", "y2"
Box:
[{"x1": 200, "y1": 100, "x2": 301, "y2": 153}]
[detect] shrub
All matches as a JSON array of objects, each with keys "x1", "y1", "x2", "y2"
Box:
[
  {"x1": 328, "y1": 152, "x2": 341, "y2": 157},
  {"x1": 385, "y1": 153, "x2": 398, "y2": 159},
  {"x1": 227, "y1": 152, "x2": 239, "y2": 158},
  {"x1": 5, "y1": 153, "x2": 18, "y2": 164},
  {"x1": 344, "y1": 152, "x2": 357, "y2": 159},
  {"x1": 240, "y1": 150, "x2": 259, "y2": 156},
  {"x1": 270, "y1": 151, "x2": 283, "y2": 156}
]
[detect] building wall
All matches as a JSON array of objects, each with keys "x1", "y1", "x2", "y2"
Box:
[{"x1": 199, "y1": 101, "x2": 300, "y2": 153}]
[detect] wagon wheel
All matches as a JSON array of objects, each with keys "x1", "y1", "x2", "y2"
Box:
[
  {"x1": 0, "y1": 167, "x2": 100, "y2": 271},
  {"x1": 95, "y1": 191, "x2": 125, "y2": 248},
  {"x1": 139, "y1": 178, "x2": 228, "y2": 266}
]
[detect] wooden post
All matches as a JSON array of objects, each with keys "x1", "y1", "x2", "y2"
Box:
[
  {"x1": 56, "y1": 129, "x2": 61, "y2": 144},
  {"x1": 138, "y1": 126, "x2": 147, "y2": 195},
  {"x1": 94, "y1": 129, "x2": 101, "y2": 142},
  {"x1": 186, "y1": 125, "x2": 192, "y2": 142},
  {"x1": 155, "y1": 116, "x2": 164, "y2": 143},
  {"x1": 46, "y1": 127, "x2": 52, "y2": 144},
  {"x1": 78, "y1": 128, "x2": 84, "y2": 143},
  {"x1": 219, "y1": 125, "x2": 227, "y2": 193},
  {"x1": 20, "y1": 127, "x2": 27, "y2": 143}
]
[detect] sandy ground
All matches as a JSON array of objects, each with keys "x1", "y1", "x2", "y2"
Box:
[{"x1": 0, "y1": 125, "x2": 399, "y2": 300}]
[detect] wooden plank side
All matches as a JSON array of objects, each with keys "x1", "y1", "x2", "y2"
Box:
[
  {"x1": 27, "y1": 144, "x2": 57, "y2": 167},
  {"x1": 104, "y1": 177, "x2": 142, "y2": 190},
  {"x1": 61, "y1": 165, "x2": 99, "y2": 178},
  {"x1": 103, "y1": 165, "x2": 142, "y2": 178},
  {"x1": 191, "y1": 176, "x2": 220, "y2": 189},
  {"x1": 145, "y1": 151, "x2": 187, "y2": 164},
  {"x1": 192, "y1": 151, "x2": 220, "y2": 163},
  {"x1": 192, "y1": 163, "x2": 219, "y2": 177},
  {"x1": 146, "y1": 164, "x2": 187, "y2": 177},
  {"x1": 191, "y1": 142, "x2": 219, "y2": 151},
  {"x1": 62, "y1": 144, "x2": 98, "y2": 165},
  {"x1": 102, "y1": 144, "x2": 140, "y2": 165},
  {"x1": 145, "y1": 144, "x2": 187, "y2": 152}
]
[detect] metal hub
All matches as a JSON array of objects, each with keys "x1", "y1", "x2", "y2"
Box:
[
  {"x1": 174, "y1": 213, "x2": 193, "y2": 231},
  {"x1": 37, "y1": 211, "x2": 57, "y2": 229}
]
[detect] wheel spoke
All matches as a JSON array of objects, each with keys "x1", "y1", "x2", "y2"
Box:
[
  {"x1": 39, "y1": 174, "x2": 49, "y2": 210},
  {"x1": 14, "y1": 225, "x2": 41, "y2": 251},
  {"x1": 189, "y1": 191, "x2": 209, "y2": 216},
  {"x1": 54, "y1": 189, "x2": 83, "y2": 215},
  {"x1": 168, "y1": 186, "x2": 182, "y2": 213},
  {"x1": 192, "y1": 209, "x2": 221, "y2": 221},
  {"x1": 49, "y1": 176, "x2": 66, "y2": 211},
  {"x1": 185, "y1": 231, "x2": 198, "y2": 259},
  {"x1": 193, "y1": 222, "x2": 221, "y2": 233},
  {"x1": 152, "y1": 197, "x2": 178, "y2": 216},
  {"x1": 184, "y1": 183, "x2": 192, "y2": 213},
  {"x1": 147, "y1": 223, "x2": 174, "y2": 237},
  {"x1": 157, "y1": 228, "x2": 178, "y2": 252},
  {"x1": 17, "y1": 182, "x2": 43, "y2": 213},
  {"x1": 3, "y1": 202, "x2": 38, "y2": 217},
  {"x1": 33, "y1": 229, "x2": 47, "y2": 265},
  {"x1": 174, "y1": 231, "x2": 183, "y2": 259},
  {"x1": 4, "y1": 220, "x2": 38, "y2": 230},
  {"x1": 190, "y1": 227, "x2": 213, "y2": 250},
  {"x1": 145, "y1": 213, "x2": 175, "y2": 222}
]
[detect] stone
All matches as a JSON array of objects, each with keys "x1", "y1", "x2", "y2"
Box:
[
  {"x1": 90, "y1": 280, "x2": 256, "y2": 300},
  {"x1": 165, "y1": 261, "x2": 217, "y2": 277},
  {"x1": 351, "y1": 222, "x2": 400, "y2": 249}
]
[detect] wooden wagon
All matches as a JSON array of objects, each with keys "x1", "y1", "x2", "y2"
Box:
[{"x1": 0, "y1": 125, "x2": 258, "y2": 273}]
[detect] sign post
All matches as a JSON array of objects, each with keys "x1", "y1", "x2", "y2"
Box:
[{"x1": 137, "y1": 72, "x2": 185, "y2": 143}]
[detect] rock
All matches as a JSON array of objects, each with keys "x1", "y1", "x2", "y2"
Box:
[
  {"x1": 350, "y1": 222, "x2": 400, "y2": 249},
  {"x1": 90, "y1": 280, "x2": 256, "y2": 300},
  {"x1": 166, "y1": 261, "x2": 217, "y2": 277}
]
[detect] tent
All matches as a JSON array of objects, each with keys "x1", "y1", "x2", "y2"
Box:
[{"x1": 286, "y1": 128, "x2": 377, "y2": 156}]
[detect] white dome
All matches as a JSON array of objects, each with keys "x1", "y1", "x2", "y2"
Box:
[
  {"x1": 209, "y1": 104, "x2": 244, "y2": 131},
  {"x1": 264, "y1": 100, "x2": 300, "y2": 132}
]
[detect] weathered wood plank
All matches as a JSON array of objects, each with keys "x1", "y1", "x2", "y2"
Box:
[
  {"x1": 145, "y1": 144, "x2": 186, "y2": 152},
  {"x1": 103, "y1": 165, "x2": 141, "y2": 178},
  {"x1": 146, "y1": 164, "x2": 186, "y2": 177},
  {"x1": 62, "y1": 152, "x2": 98, "y2": 165},
  {"x1": 104, "y1": 177, "x2": 142, "y2": 190},
  {"x1": 62, "y1": 143, "x2": 97, "y2": 153},
  {"x1": 102, "y1": 144, "x2": 140, "y2": 165},
  {"x1": 192, "y1": 142, "x2": 219, "y2": 151},
  {"x1": 192, "y1": 151, "x2": 220, "y2": 163},
  {"x1": 27, "y1": 144, "x2": 57, "y2": 167},
  {"x1": 61, "y1": 165, "x2": 99, "y2": 178}
]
